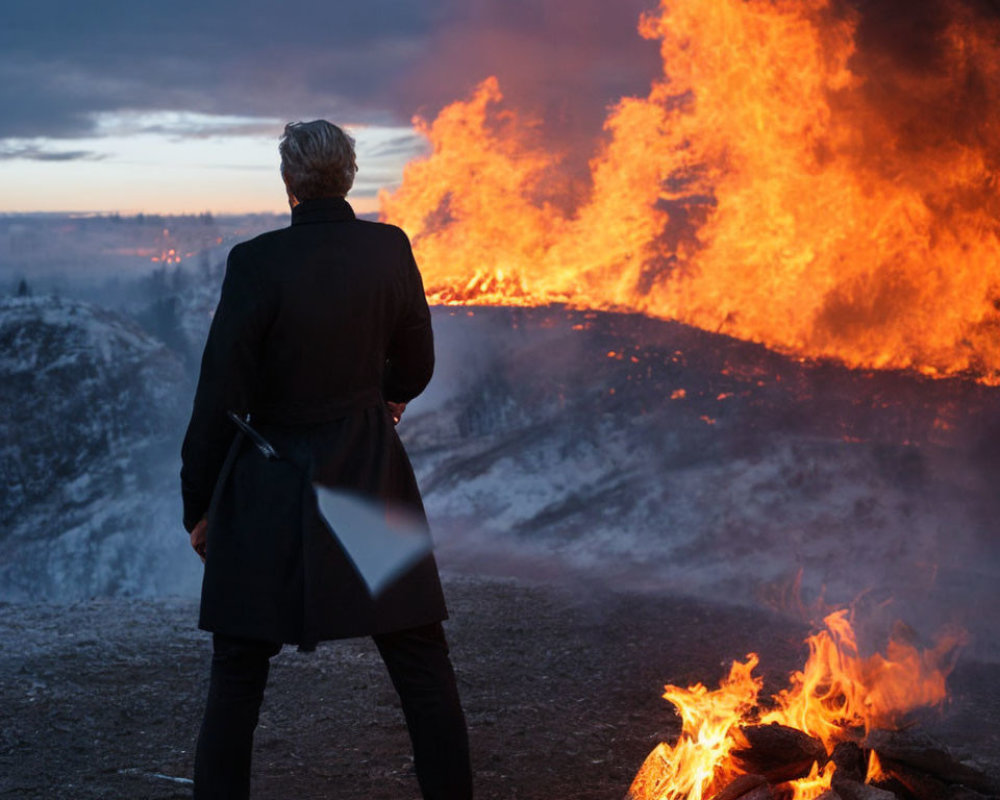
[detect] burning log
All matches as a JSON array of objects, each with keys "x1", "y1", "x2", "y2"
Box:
[
  {"x1": 830, "y1": 741, "x2": 868, "y2": 784},
  {"x1": 864, "y1": 729, "x2": 1000, "y2": 796},
  {"x1": 709, "y1": 774, "x2": 772, "y2": 800},
  {"x1": 829, "y1": 779, "x2": 898, "y2": 800},
  {"x1": 731, "y1": 723, "x2": 827, "y2": 783},
  {"x1": 878, "y1": 758, "x2": 997, "y2": 800},
  {"x1": 627, "y1": 611, "x2": 973, "y2": 800}
]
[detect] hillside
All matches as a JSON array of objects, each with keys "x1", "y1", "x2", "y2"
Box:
[
  {"x1": 0, "y1": 295, "x2": 195, "y2": 599},
  {"x1": 2, "y1": 297, "x2": 998, "y2": 656}
]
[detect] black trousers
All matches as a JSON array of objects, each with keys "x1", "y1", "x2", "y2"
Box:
[{"x1": 193, "y1": 622, "x2": 472, "y2": 799}]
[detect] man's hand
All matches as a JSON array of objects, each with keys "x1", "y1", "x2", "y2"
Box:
[
  {"x1": 387, "y1": 401, "x2": 406, "y2": 426},
  {"x1": 190, "y1": 516, "x2": 208, "y2": 562}
]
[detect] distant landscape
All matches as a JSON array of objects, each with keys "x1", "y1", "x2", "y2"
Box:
[
  {"x1": 2, "y1": 213, "x2": 999, "y2": 660},
  {"x1": 1, "y1": 211, "x2": 282, "y2": 287},
  {"x1": 3, "y1": 212, "x2": 1000, "y2": 798}
]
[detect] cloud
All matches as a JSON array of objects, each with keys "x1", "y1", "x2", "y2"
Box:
[
  {"x1": 0, "y1": 144, "x2": 104, "y2": 161},
  {"x1": 90, "y1": 111, "x2": 283, "y2": 139},
  {"x1": 0, "y1": 0, "x2": 445, "y2": 139},
  {"x1": 0, "y1": 0, "x2": 668, "y2": 150},
  {"x1": 366, "y1": 133, "x2": 432, "y2": 159},
  {"x1": 10, "y1": 0, "x2": 992, "y2": 167}
]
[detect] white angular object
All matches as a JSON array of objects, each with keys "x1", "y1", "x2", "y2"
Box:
[{"x1": 313, "y1": 485, "x2": 433, "y2": 597}]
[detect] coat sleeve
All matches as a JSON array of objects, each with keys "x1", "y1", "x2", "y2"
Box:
[
  {"x1": 383, "y1": 229, "x2": 434, "y2": 403},
  {"x1": 180, "y1": 245, "x2": 270, "y2": 532}
]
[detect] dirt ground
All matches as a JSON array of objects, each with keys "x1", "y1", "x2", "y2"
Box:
[{"x1": 1, "y1": 575, "x2": 998, "y2": 800}]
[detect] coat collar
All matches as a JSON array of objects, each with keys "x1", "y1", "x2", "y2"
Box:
[{"x1": 291, "y1": 196, "x2": 356, "y2": 225}]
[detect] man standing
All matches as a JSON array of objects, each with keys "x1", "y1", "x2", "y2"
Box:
[{"x1": 181, "y1": 120, "x2": 472, "y2": 799}]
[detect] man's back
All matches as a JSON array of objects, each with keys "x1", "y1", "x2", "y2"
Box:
[
  {"x1": 180, "y1": 195, "x2": 444, "y2": 646},
  {"x1": 181, "y1": 196, "x2": 433, "y2": 529},
  {"x1": 232, "y1": 199, "x2": 434, "y2": 424}
]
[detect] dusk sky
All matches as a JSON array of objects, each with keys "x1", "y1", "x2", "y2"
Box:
[{"x1": 0, "y1": 0, "x2": 660, "y2": 215}]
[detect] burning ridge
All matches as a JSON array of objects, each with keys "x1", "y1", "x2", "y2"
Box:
[{"x1": 381, "y1": 0, "x2": 1000, "y2": 384}]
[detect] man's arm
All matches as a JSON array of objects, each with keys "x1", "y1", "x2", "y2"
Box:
[
  {"x1": 180, "y1": 245, "x2": 269, "y2": 532},
  {"x1": 384, "y1": 228, "x2": 434, "y2": 404}
]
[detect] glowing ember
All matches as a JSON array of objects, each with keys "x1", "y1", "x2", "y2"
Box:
[
  {"x1": 626, "y1": 611, "x2": 966, "y2": 799},
  {"x1": 381, "y1": 0, "x2": 1000, "y2": 383}
]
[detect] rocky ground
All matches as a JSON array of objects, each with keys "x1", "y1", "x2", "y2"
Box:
[{"x1": 1, "y1": 575, "x2": 998, "y2": 800}]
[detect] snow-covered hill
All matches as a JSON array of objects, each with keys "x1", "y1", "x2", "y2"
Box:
[
  {"x1": 408, "y1": 308, "x2": 1000, "y2": 653},
  {"x1": 2, "y1": 295, "x2": 998, "y2": 655},
  {"x1": 0, "y1": 296, "x2": 197, "y2": 599}
]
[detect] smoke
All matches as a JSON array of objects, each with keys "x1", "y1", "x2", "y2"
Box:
[
  {"x1": 387, "y1": 0, "x2": 662, "y2": 183},
  {"x1": 840, "y1": 0, "x2": 1000, "y2": 165}
]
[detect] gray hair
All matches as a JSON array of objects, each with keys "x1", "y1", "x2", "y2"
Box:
[{"x1": 279, "y1": 120, "x2": 357, "y2": 200}]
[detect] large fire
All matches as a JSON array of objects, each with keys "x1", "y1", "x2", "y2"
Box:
[
  {"x1": 380, "y1": 0, "x2": 1000, "y2": 383},
  {"x1": 626, "y1": 610, "x2": 966, "y2": 799}
]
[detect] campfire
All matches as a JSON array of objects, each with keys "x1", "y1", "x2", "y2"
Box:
[{"x1": 625, "y1": 608, "x2": 997, "y2": 800}]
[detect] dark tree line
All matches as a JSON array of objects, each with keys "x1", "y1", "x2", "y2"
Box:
[{"x1": 133, "y1": 264, "x2": 196, "y2": 373}]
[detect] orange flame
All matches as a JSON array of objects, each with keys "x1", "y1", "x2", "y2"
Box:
[
  {"x1": 628, "y1": 656, "x2": 761, "y2": 800},
  {"x1": 760, "y1": 610, "x2": 965, "y2": 750},
  {"x1": 381, "y1": 0, "x2": 1000, "y2": 383},
  {"x1": 789, "y1": 761, "x2": 837, "y2": 800},
  {"x1": 867, "y1": 750, "x2": 888, "y2": 784},
  {"x1": 626, "y1": 611, "x2": 964, "y2": 799}
]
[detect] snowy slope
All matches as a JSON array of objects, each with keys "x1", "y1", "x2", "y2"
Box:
[
  {"x1": 2, "y1": 296, "x2": 998, "y2": 654},
  {"x1": 405, "y1": 308, "x2": 1000, "y2": 651},
  {"x1": 0, "y1": 296, "x2": 197, "y2": 599}
]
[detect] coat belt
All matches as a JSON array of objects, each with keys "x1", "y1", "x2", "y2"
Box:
[{"x1": 250, "y1": 387, "x2": 382, "y2": 426}]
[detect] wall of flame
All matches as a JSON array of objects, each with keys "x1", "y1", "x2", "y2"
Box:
[{"x1": 381, "y1": 0, "x2": 1000, "y2": 384}]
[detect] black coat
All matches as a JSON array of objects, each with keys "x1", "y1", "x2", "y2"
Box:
[{"x1": 180, "y1": 197, "x2": 446, "y2": 648}]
